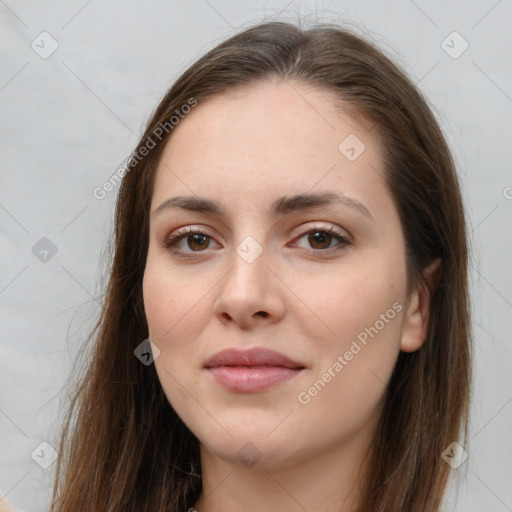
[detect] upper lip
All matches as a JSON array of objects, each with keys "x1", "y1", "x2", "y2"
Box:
[{"x1": 204, "y1": 347, "x2": 305, "y2": 369}]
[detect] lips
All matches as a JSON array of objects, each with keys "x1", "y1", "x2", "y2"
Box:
[
  {"x1": 204, "y1": 347, "x2": 305, "y2": 369},
  {"x1": 204, "y1": 347, "x2": 306, "y2": 393}
]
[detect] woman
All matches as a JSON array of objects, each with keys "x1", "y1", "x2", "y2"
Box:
[{"x1": 51, "y1": 20, "x2": 472, "y2": 511}]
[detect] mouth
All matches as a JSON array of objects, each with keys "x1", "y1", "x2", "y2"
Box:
[{"x1": 204, "y1": 347, "x2": 306, "y2": 393}]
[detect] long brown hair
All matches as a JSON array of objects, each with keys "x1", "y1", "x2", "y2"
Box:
[{"x1": 51, "y1": 20, "x2": 472, "y2": 511}]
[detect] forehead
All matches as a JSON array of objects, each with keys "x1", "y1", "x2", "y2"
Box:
[{"x1": 151, "y1": 82, "x2": 389, "y2": 217}]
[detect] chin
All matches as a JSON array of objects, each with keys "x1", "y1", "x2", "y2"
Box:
[
  {"x1": 202, "y1": 432, "x2": 302, "y2": 470},
  {"x1": 187, "y1": 411, "x2": 312, "y2": 471}
]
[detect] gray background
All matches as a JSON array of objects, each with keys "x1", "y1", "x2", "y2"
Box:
[{"x1": 1, "y1": 1, "x2": 511, "y2": 510}]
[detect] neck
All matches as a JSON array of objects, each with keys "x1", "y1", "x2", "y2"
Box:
[{"x1": 193, "y1": 432, "x2": 372, "y2": 512}]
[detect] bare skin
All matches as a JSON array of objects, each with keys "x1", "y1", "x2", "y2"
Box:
[{"x1": 143, "y1": 81, "x2": 438, "y2": 511}]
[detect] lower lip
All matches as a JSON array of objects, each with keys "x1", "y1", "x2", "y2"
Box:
[{"x1": 206, "y1": 366, "x2": 304, "y2": 392}]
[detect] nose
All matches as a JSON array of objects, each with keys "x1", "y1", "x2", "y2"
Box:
[{"x1": 212, "y1": 238, "x2": 286, "y2": 329}]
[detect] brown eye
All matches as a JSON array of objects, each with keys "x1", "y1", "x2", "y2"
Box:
[
  {"x1": 293, "y1": 227, "x2": 350, "y2": 252},
  {"x1": 307, "y1": 231, "x2": 334, "y2": 250},
  {"x1": 164, "y1": 228, "x2": 219, "y2": 257},
  {"x1": 186, "y1": 233, "x2": 211, "y2": 251}
]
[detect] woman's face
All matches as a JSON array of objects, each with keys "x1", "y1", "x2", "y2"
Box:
[{"x1": 143, "y1": 82, "x2": 426, "y2": 470}]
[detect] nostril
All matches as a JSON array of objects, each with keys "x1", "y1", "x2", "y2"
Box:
[{"x1": 256, "y1": 311, "x2": 268, "y2": 317}]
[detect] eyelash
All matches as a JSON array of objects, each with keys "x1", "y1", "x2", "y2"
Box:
[{"x1": 163, "y1": 224, "x2": 351, "y2": 259}]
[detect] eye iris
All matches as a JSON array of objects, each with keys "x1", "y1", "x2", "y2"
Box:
[
  {"x1": 308, "y1": 231, "x2": 332, "y2": 249},
  {"x1": 188, "y1": 234, "x2": 209, "y2": 251}
]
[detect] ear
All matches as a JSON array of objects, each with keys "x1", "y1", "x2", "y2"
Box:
[{"x1": 400, "y1": 258, "x2": 442, "y2": 353}]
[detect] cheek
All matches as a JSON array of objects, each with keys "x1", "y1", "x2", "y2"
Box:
[
  {"x1": 142, "y1": 261, "x2": 206, "y2": 413},
  {"x1": 142, "y1": 258, "x2": 207, "y2": 347},
  {"x1": 292, "y1": 255, "x2": 406, "y2": 424},
  {"x1": 291, "y1": 254, "x2": 406, "y2": 348},
  {"x1": 142, "y1": 256, "x2": 221, "y2": 410}
]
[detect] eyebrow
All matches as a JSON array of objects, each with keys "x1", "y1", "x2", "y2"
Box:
[{"x1": 152, "y1": 192, "x2": 374, "y2": 220}]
